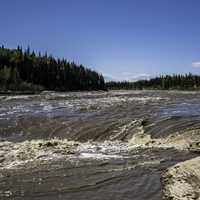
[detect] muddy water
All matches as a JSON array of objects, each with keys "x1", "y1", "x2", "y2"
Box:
[{"x1": 0, "y1": 90, "x2": 200, "y2": 200}]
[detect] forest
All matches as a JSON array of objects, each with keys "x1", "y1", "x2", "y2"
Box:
[
  {"x1": 0, "y1": 46, "x2": 106, "y2": 92},
  {"x1": 1, "y1": 46, "x2": 200, "y2": 92},
  {"x1": 106, "y1": 74, "x2": 200, "y2": 90}
]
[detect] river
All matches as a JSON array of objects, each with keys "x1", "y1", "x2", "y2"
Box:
[{"x1": 0, "y1": 90, "x2": 200, "y2": 200}]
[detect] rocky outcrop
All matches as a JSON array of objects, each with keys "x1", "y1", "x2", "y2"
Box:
[{"x1": 162, "y1": 156, "x2": 200, "y2": 200}]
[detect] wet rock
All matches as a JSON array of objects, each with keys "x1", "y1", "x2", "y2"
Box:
[
  {"x1": 38, "y1": 140, "x2": 59, "y2": 148},
  {"x1": 141, "y1": 119, "x2": 149, "y2": 126},
  {"x1": 188, "y1": 141, "x2": 200, "y2": 153}
]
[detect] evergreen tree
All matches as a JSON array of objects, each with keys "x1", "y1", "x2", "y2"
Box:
[
  {"x1": 0, "y1": 46, "x2": 106, "y2": 91},
  {"x1": 106, "y1": 74, "x2": 200, "y2": 90}
]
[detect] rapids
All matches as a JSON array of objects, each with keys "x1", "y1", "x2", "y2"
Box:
[{"x1": 0, "y1": 90, "x2": 200, "y2": 200}]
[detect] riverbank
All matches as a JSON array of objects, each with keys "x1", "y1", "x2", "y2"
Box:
[
  {"x1": 162, "y1": 156, "x2": 200, "y2": 200},
  {"x1": 0, "y1": 88, "x2": 109, "y2": 95},
  {"x1": 0, "y1": 91, "x2": 42, "y2": 95},
  {"x1": 129, "y1": 123, "x2": 200, "y2": 199}
]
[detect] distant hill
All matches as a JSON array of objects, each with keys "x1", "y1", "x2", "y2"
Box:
[
  {"x1": 103, "y1": 73, "x2": 152, "y2": 83},
  {"x1": 103, "y1": 75, "x2": 116, "y2": 82},
  {"x1": 106, "y1": 73, "x2": 200, "y2": 90}
]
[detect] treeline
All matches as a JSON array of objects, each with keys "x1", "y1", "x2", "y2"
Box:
[
  {"x1": 106, "y1": 74, "x2": 200, "y2": 90},
  {"x1": 0, "y1": 46, "x2": 105, "y2": 91}
]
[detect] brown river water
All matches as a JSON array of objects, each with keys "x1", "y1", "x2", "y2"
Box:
[{"x1": 0, "y1": 90, "x2": 200, "y2": 200}]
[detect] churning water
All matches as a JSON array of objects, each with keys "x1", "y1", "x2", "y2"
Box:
[{"x1": 0, "y1": 90, "x2": 200, "y2": 200}]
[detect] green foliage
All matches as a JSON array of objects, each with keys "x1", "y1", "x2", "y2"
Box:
[
  {"x1": 0, "y1": 66, "x2": 11, "y2": 80},
  {"x1": 106, "y1": 73, "x2": 200, "y2": 90},
  {"x1": 0, "y1": 46, "x2": 106, "y2": 91}
]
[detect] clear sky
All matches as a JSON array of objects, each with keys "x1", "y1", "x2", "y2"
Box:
[{"x1": 1, "y1": 0, "x2": 200, "y2": 80}]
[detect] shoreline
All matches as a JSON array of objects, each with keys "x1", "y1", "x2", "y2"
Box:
[
  {"x1": 162, "y1": 156, "x2": 200, "y2": 200},
  {"x1": 1, "y1": 89, "x2": 200, "y2": 96},
  {"x1": 0, "y1": 89, "x2": 109, "y2": 95},
  {"x1": 0, "y1": 91, "x2": 42, "y2": 95}
]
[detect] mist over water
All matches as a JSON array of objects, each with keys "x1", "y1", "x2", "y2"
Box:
[{"x1": 0, "y1": 90, "x2": 200, "y2": 200}]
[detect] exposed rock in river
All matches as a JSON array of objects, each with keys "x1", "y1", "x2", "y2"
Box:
[{"x1": 162, "y1": 156, "x2": 200, "y2": 200}]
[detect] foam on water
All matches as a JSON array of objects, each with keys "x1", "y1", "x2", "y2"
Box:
[
  {"x1": 79, "y1": 152, "x2": 124, "y2": 159},
  {"x1": 1, "y1": 91, "x2": 200, "y2": 200},
  {"x1": 5, "y1": 95, "x2": 30, "y2": 100},
  {"x1": 0, "y1": 129, "x2": 198, "y2": 170}
]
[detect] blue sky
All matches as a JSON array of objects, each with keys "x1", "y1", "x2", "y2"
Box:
[{"x1": 1, "y1": 0, "x2": 200, "y2": 80}]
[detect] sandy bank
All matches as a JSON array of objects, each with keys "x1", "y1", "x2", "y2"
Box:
[{"x1": 162, "y1": 156, "x2": 200, "y2": 200}]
